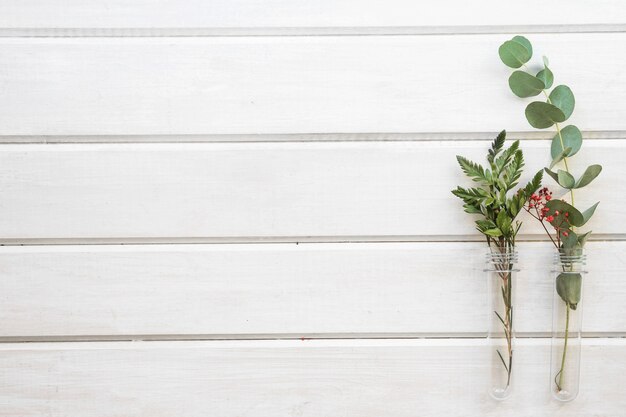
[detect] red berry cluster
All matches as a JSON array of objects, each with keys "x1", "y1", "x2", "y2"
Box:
[
  {"x1": 528, "y1": 187, "x2": 552, "y2": 220},
  {"x1": 525, "y1": 187, "x2": 571, "y2": 237}
]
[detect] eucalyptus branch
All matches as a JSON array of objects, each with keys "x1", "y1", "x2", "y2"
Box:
[{"x1": 499, "y1": 35, "x2": 602, "y2": 395}]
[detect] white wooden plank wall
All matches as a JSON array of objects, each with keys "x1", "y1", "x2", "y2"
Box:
[{"x1": 0, "y1": 2, "x2": 624, "y2": 416}]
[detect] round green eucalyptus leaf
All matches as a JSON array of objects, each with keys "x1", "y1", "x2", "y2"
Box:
[
  {"x1": 512, "y1": 36, "x2": 532, "y2": 56},
  {"x1": 536, "y1": 66, "x2": 554, "y2": 89},
  {"x1": 575, "y1": 164, "x2": 602, "y2": 188},
  {"x1": 499, "y1": 39, "x2": 532, "y2": 68},
  {"x1": 550, "y1": 125, "x2": 583, "y2": 159},
  {"x1": 557, "y1": 169, "x2": 576, "y2": 189},
  {"x1": 525, "y1": 101, "x2": 566, "y2": 129},
  {"x1": 556, "y1": 273, "x2": 582, "y2": 308},
  {"x1": 545, "y1": 199, "x2": 584, "y2": 227},
  {"x1": 549, "y1": 85, "x2": 575, "y2": 120},
  {"x1": 508, "y1": 71, "x2": 545, "y2": 97}
]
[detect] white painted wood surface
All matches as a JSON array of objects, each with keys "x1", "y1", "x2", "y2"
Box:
[
  {"x1": 0, "y1": 34, "x2": 625, "y2": 136},
  {"x1": 0, "y1": 0, "x2": 624, "y2": 33},
  {"x1": 1, "y1": 1, "x2": 625, "y2": 414},
  {"x1": 1, "y1": 339, "x2": 624, "y2": 417},
  {"x1": 0, "y1": 242, "x2": 624, "y2": 338},
  {"x1": 0, "y1": 140, "x2": 618, "y2": 240}
]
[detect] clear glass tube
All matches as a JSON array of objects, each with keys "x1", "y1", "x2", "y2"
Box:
[
  {"x1": 550, "y1": 249, "x2": 586, "y2": 402},
  {"x1": 485, "y1": 248, "x2": 518, "y2": 400}
]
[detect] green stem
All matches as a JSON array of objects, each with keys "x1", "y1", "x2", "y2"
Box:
[
  {"x1": 554, "y1": 121, "x2": 575, "y2": 208},
  {"x1": 557, "y1": 303, "x2": 571, "y2": 391},
  {"x1": 540, "y1": 88, "x2": 576, "y2": 211},
  {"x1": 492, "y1": 241, "x2": 514, "y2": 388}
]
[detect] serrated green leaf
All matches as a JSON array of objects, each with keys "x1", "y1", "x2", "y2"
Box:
[
  {"x1": 581, "y1": 202, "x2": 599, "y2": 226},
  {"x1": 463, "y1": 204, "x2": 482, "y2": 214},
  {"x1": 536, "y1": 66, "x2": 553, "y2": 89},
  {"x1": 508, "y1": 71, "x2": 545, "y2": 97},
  {"x1": 557, "y1": 169, "x2": 576, "y2": 189},
  {"x1": 549, "y1": 85, "x2": 575, "y2": 120},
  {"x1": 550, "y1": 147, "x2": 572, "y2": 169},
  {"x1": 525, "y1": 101, "x2": 566, "y2": 129},
  {"x1": 499, "y1": 39, "x2": 532, "y2": 68},
  {"x1": 488, "y1": 130, "x2": 506, "y2": 163},
  {"x1": 574, "y1": 164, "x2": 602, "y2": 188},
  {"x1": 556, "y1": 273, "x2": 582, "y2": 308},
  {"x1": 523, "y1": 170, "x2": 543, "y2": 198},
  {"x1": 550, "y1": 125, "x2": 582, "y2": 159},
  {"x1": 456, "y1": 155, "x2": 488, "y2": 183}
]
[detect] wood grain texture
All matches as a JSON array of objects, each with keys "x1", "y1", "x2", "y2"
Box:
[
  {"x1": 1, "y1": 241, "x2": 624, "y2": 338},
  {"x1": 0, "y1": 34, "x2": 625, "y2": 135},
  {"x1": 1, "y1": 338, "x2": 624, "y2": 416},
  {"x1": 0, "y1": 140, "x2": 618, "y2": 240},
  {"x1": 0, "y1": 0, "x2": 624, "y2": 33}
]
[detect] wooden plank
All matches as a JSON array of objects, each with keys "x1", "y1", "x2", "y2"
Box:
[
  {"x1": 0, "y1": 241, "x2": 623, "y2": 338},
  {"x1": 0, "y1": 338, "x2": 624, "y2": 416},
  {"x1": 0, "y1": 0, "x2": 624, "y2": 33},
  {"x1": 0, "y1": 140, "x2": 619, "y2": 240},
  {"x1": 0, "y1": 34, "x2": 625, "y2": 135}
]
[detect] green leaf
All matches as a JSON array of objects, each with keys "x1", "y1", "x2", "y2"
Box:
[
  {"x1": 577, "y1": 231, "x2": 592, "y2": 247},
  {"x1": 525, "y1": 102, "x2": 566, "y2": 129},
  {"x1": 456, "y1": 156, "x2": 488, "y2": 183},
  {"x1": 496, "y1": 209, "x2": 511, "y2": 234},
  {"x1": 581, "y1": 202, "x2": 599, "y2": 226},
  {"x1": 550, "y1": 125, "x2": 582, "y2": 159},
  {"x1": 512, "y1": 36, "x2": 533, "y2": 56},
  {"x1": 488, "y1": 130, "x2": 506, "y2": 163},
  {"x1": 550, "y1": 147, "x2": 572, "y2": 169},
  {"x1": 484, "y1": 228, "x2": 503, "y2": 237},
  {"x1": 463, "y1": 204, "x2": 482, "y2": 214},
  {"x1": 544, "y1": 168, "x2": 559, "y2": 183},
  {"x1": 549, "y1": 85, "x2": 575, "y2": 120},
  {"x1": 536, "y1": 66, "x2": 554, "y2": 89},
  {"x1": 561, "y1": 230, "x2": 578, "y2": 248},
  {"x1": 523, "y1": 170, "x2": 543, "y2": 199},
  {"x1": 508, "y1": 71, "x2": 545, "y2": 97},
  {"x1": 545, "y1": 200, "x2": 584, "y2": 227},
  {"x1": 574, "y1": 164, "x2": 602, "y2": 188},
  {"x1": 451, "y1": 186, "x2": 485, "y2": 205},
  {"x1": 556, "y1": 273, "x2": 582, "y2": 309},
  {"x1": 557, "y1": 169, "x2": 576, "y2": 189},
  {"x1": 542, "y1": 55, "x2": 549, "y2": 67},
  {"x1": 499, "y1": 39, "x2": 532, "y2": 68}
]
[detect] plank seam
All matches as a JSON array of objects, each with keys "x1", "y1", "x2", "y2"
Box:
[
  {"x1": 2, "y1": 234, "x2": 626, "y2": 246},
  {"x1": 1, "y1": 333, "x2": 625, "y2": 344},
  {"x1": 0, "y1": 24, "x2": 625, "y2": 37},
  {"x1": 1, "y1": 130, "x2": 626, "y2": 143}
]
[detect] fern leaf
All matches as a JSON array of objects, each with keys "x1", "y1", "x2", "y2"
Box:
[
  {"x1": 456, "y1": 156, "x2": 487, "y2": 183},
  {"x1": 523, "y1": 170, "x2": 543, "y2": 199},
  {"x1": 488, "y1": 130, "x2": 506, "y2": 163}
]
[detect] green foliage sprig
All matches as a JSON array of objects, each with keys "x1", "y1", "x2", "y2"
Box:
[
  {"x1": 452, "y1": 130, "x2": 542, "y2": 389},
  {"x1": 499, "y1": 36, "x2": 602, "y2": 394},
  {"x1": 498, "y1": 36, "x2": 602, "y2": 254},
  {"x1": 452, "y1": 130, "x2": 542, "y2": 249}
]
